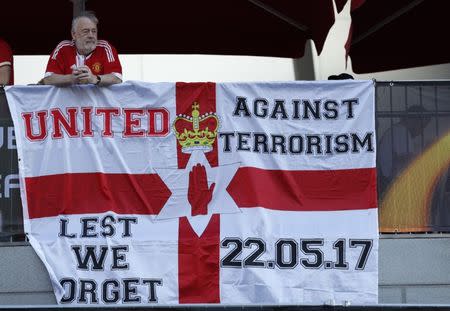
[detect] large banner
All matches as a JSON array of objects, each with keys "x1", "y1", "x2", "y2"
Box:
[{"x1": 6, "y1": 81, "x2": 378, "y2": 305}]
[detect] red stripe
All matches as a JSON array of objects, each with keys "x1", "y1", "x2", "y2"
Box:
[
  {"x1": 175, "y1": 82, "x2": 220, "y2": 303},
  {"x1": 175, "y1": 82, "x2": 218, "y2": 169},
  {"x1": 26, "y1": 167, "x2": 377, "y2": 219},
  {"x1": 25, "y1": 173, "x2": 171, "y2": 219},
  {"x1": 227, "y1": 167, "x2": 377, "y2": 211},
  {"x1": 178, "y1": 215, "x2": 220, "y2": 303}
]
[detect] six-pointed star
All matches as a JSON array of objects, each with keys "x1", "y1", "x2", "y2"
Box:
[{"x1": 154, "y1": 150, "x2": 241, "y2": 236}]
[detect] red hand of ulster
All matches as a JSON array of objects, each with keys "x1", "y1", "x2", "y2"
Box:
[{"x1": 188, "y1": 163, "x2": 216, "y2": 216}]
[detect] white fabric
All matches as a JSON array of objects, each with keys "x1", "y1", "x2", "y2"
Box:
[{"x1": 6, "y1": 80, "x2": 378, "y2": 305}]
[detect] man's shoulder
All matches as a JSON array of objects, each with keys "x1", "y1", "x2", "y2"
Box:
[
  {"x1": 0, "y1": 38, "x2": 12, "y2": 52},
  {"x1": 96, "y1": 40, "x2": 117, "y2": 51},
  {"x1": 50, "y1": 40, "x2": 75, "y2": 59},
  {"x1": 96, "y1": 40, "x2": 119, "y2": 62},
  {"x1": 54, "y1": 40, "x2": 75, "y2": 49}
]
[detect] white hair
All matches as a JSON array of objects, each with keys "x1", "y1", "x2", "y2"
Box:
[{"x1": 71, "y1": 11, "x2": 98, "y2": 33}]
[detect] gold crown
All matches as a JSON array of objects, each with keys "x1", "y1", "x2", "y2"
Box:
[{"x1": 173, "y1": 102, "x2": 219, "y2": 153}]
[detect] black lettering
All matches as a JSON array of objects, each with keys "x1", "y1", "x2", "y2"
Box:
[
  {"x1": 101, "y1": 215, "x2": 116, "y2": 237},
  {"x1": 118, "y1": 217, "x2": 137, "y2": 237},
  {"x1": 334, "y1": 134, "x2": 350, "y2": 153},
  {"x1": 324, "y1": 100, "x2": 338, "y2": 119},
  {"x1": 342, "y1": 99, "x2": 358, "y2": 119},
  {"x1": 292, "y1": 100, "x2": 301, "y2": 119},
  {"x1": 122, "y1": 279, "x2": 141, "y2": 303},
  {"x1": 306, "y1": 135, "x2": 322, "y2": 154},
  {"x1": 143, "y1": 279, "x2": 163, "y2": 303},
  {"x1": 233, "y1": 97, "x2": 251, "y2": 117},
  {"x1": 289, "y1": 135, "x2": 303, "y2": 154},
  {"x1": 111, "y1": 246, "x2": 129, "y2": 270},
  {"x1": 60, "y1": 278, "x2": 76, "y2": 303},
  {"x1": 325, "y1": 134, "x2": 333, "y2": 154},
  {"x1": 271, "y1": 135, "x2": 286, "y2": 154},
  {"x1": 59, "y1": 218, "x2": 76, "y2": 238},
  {"x1": 219, "y1": 132, "x2": 235, "y2": 152},
  {"x1": 351, "y1": 132, "x2": 374, "y2": 152},
  {"x1": 79, "y1": 279, "x2": 98, "y2": 303},
  {"x1": 270, "y1": 100, "x2": 288, "y2": 119},
  {"x1": 303, "y1": 100, "x2": 321, "y2": 119},
  {"x1": 276, "y1": 239, "x2": 298, "y2": 269},
  {"x1": 253, "y1": 99, "x2": 268, "y2": 118},
  {"x1": 237, "y1": 132, "x2": 251, "y2": 151},
  {"x1": 102, "y1": 280, "x2": 120, "y2": 303},
  {"x1": 81, "y1": 217, "x2": 98, "y2": 238},
  {"x1": 72, "y1": 245, "x2": 108, "y2": 271},
  {"x1": 253, "y1": 133, "x2": 268, "y2": 153}
]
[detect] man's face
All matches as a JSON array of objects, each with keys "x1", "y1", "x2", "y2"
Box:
[{"x1": 72, "y1": 17, "x2": 97, "y2": 55}]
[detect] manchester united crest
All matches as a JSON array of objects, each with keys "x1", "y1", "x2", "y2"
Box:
[{"x1": 91, "y1": 62, "x2": 102, "y2": 74}]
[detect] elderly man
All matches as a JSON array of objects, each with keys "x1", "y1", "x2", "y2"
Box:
[
  {"x1": 0, "y1": 38, "x2": 13, "y2": 85},
  {"x1": 42, "y1": 11, "x2": 122, "y2": 86}
]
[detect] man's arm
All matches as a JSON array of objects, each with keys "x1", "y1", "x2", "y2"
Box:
[
  {"x1": 0, "y1": 65, "x2": 11, "y2": 85},
  {"x1": 95, "y1": 74, "x2": 122, "y2": 86},
  {"x1": 0, "y1": 39, "x2": 13, "y2": 85},
  {"x1": 75, "y1": 66, "x2": 121, "y2": 86},
  {"x1": 42, "y1": 73, "x2": 78, "y2": 86},
  {"x1": 98, "y1": 40, "x2": 123, "y2": 86}
]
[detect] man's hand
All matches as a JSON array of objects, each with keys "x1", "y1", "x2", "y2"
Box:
[
  {"x1": 43, "y1": 68, "x2": 120, "y2": 86},
  {"x1": 73, "y1": 65, "x2": 97, "y2": 84},
  {"x1": 188, "y1": 164, "x2": 215, "y2": 216},
  {"x1": 0, "y1": 65, "x2": 11, "y2": 85}
]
